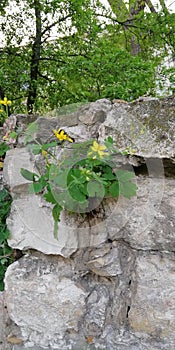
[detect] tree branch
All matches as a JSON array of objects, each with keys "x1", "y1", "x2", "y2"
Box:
[
  {"x1": 41, "y1": 14, "x2": 71, "y2": 37},
  {"x1": 145, "y1": 0, "x2": 157, "y2": 12}
]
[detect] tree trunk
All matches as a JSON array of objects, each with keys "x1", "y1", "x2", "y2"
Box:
[{"x1": 27, "y1": 0, "x2": 42, "y2": 114}]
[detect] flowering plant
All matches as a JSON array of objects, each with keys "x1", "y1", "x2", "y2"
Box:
[
  {"x1": 21, "y1": 127, "x2": 137, "y2": 238},
  {"x1": 0, "y1": 97, "x2": 11, "y2": 125}
]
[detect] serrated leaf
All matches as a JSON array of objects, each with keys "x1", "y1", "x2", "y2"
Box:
[
  {"x1": 120, "y1": 182, "x2": 137, "y2": 199},
  {"x1": 43, "y1": 191, "x2": 57, "y2": 204},
  {"x1": 109, "y1": 181, "x2": 120, "y2": 197},
  {"x1": 115, "y1": 170, "x2": 135, "y2": 182},
  {"x1": 20, "y1": 168, "x2": 39, "y2": 181}
]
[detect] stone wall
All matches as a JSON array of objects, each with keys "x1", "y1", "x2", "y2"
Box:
[{"x1": 1, "y1": 97, "x2": 175, "y2": 349}]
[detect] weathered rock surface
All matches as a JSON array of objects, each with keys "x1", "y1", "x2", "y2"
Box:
[
  {"x1": 3, "y1": 97, "x2": 175, "y2": 349},
  {"x1": 129, "y1": 253, "x2": 175, "y2": 338},
  {"x1": 99, "y1": 96, "x2": 175, "y2": 158}
]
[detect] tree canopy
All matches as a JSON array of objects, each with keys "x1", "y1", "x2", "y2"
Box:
[{"x1": 0, "y1": 0, "x2": 175, "y2": 115}]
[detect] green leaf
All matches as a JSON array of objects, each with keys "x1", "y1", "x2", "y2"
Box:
[
  {"x1": 24, "y1": 122, "x2": 38, "y2": 144},
  {"x1": 115, "y1": 170, "x2": 135, "y2": 182},
  {"x1": 0, "y1": 142, "x2": 9, "y2": 157},
  {"x1": 50, "y1": 170, "x2": 67, "y2": 188},
  {"x1": 103, "y1": 166, "x2": 116, "y2": 180},
  {"x1": 52, "y1": 203, "x2": 62, "y2": 239},
  {"x1": 0, "y1": 258, "x2": 8, "y2": 265},
  {"x1": 9, "y1": 131, "x2": 17, "y2": 139},
  {"x1": 0, "y1": 188, "x2": 9, "y2": 202},
  {"x1": 42, "y1": 142, "x2": 57, "y2": 150},
  {"x1": 0, "y1": 228, "x2": 10, "y2": 244},
  {"x1": 106, "y1": 136, "x2": 113, "y2": 144},
  {"x1": 69, "y1": 184, "x2": 86, "y2": 202},
  {"x1": 20, "y1": 168, "x2": 39, "y2": 181},
  {"x1": 120, "y1": 182, "x2": 137, "y2": 199},
  {"x1": 87, "y1": 180, "x2": 105, "y2": 198},
  {"x1": 44, "y1": 191, "x2": 57, "y2": 204},
  {"x1": 29, "y1": 181, "x2": 45, "y2": 194},
  {"x1": 52, "y1": 203, "x2": 62, "y2": 222},
  {"x1": 109, "y1": 181, "x2": 120, "y2": 197}
]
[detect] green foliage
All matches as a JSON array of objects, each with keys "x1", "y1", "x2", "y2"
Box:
[
  {"x1": 1, "y1": 0, "x2": 173, "y2": 114},
  {"x1": 0, "y1": 189, "x2": 13, "y2": 291},
  {"x1": 21, "y1": 131, "x2": 137, "y2": 239},
  {"x1": 0, "y1": 142, "x2": 10, "y2": 157},
  {"x1": 52, "y1": 37, "x2": 156, "y2": 104}
]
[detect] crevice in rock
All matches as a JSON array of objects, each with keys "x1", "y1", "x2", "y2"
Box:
[
  {"x1": 131, "y1": 156, "x2": 175, "y2": 178},
  {"x1": 126, "y1": 305, "x2": 131, "y2": 318}
]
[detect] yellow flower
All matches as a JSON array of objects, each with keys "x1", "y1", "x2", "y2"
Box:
[
  {"x1": 0, "y1": 97, "x2": 11, "y2": 106},
  {"x1": 88, "y1": 141, "x2": 109, "y2": 159},
  {"x1": 0, "y1": 161, "x2": 3, "y2": 169},
  {"x1": 41, "y1": 149, "x2": 48, "y2": 156},
  {"x1": 0, "y1": 109, "x2": 3, "y2": 113},
  {"x1": 53, "y1": 129, "x2": 74, "y2": 143},
  {"x1": 41, "y1": 149, "x2": 50, "y2": 164}
]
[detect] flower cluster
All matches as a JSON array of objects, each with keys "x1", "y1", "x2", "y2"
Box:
[
  {"x1": 88, "y1": 140, "x2": 109, "y2": 159},
  {"x1": 0, "y1": 97, "x2": 11, "y2": 106},
  {"x1": 0, "y1": 97, "x2": 12, "y2": 124}
]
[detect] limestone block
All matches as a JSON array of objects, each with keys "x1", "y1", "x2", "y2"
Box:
[
  {"x1": 107, "y1": 177, "x2": 175, "y2": 251},
  {"x1": 7, "y1": 176, "x2": 175, "y2": 255},
  {"x1": 7, "y1": 195, "x2": 80, "y2": 257},
  {"x1": 78, "y1": 98, "x2": 112, "y2": 125},
  {"x1": 87, "y1": 242, "x2": 130, "y2": 277},
  {"x1": 34, "y1": 118, "x2": 90, "y2": 144},
  {"x1": 6, "y1": 193, "x2": 111, "y2": 256},
  {"x1": 129, "y1": 253, "x2": 175, "y2": 339},
  {"x1": 83, "y1": 285, "x2": 110, "y2": 336},
  {"x1": 3, "y1": 148, "x2": 38, "y2": 194},
  {"x1": 99, "y1": 97, "x2": 175, "y2": 158},
  {"x1": 5, "y1": 254, "x2": 87, "y2": 349}
]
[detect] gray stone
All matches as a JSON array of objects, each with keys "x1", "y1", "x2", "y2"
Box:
[
  {"x1": 78, "y1": 98, "x2": 112, "y2": 125},
  {"x1": 3, "y1": 148, "x2": 38, "y2": 194},
  {"x1": 3, "y1": 97, "x2": 175, "y2": 350},
  {"x1": 7, "y1": 174, "x2": 175, "y2": 255},
  {"x1": 5, "y1": 253, "x2": 87, "y2": 349},
  {"x1": 0, "y1": 292, "x2": 21, "y2": 350},
  {"x1": 33, "y1": 116, "x2": 78, "y2": 143},
  {"x1": 13, "y1": 347, "x2": 44, "y2": 350},
  {"x1": 107, "y1": 177, "x2": 175, "y2": 252},
  {"x1": 129, "y1": 253, "x2": 175, "y2": 339},
  {"x1": 7, "y1": 195, "x2": 79, "y2": 257},
  {"x1": 99, "y1": 96, "x2": 175, "y2": 158}
]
